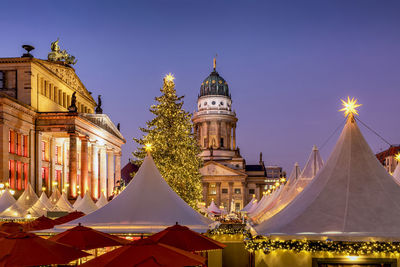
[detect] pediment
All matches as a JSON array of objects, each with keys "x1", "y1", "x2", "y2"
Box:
[
  {"x1": 81, "y1": 113, "x2": 124, "y2": 141},
  {"x1": 200, "y1": 161, "x2": 245, "y2": 176},
  {"x1": 36, "y1": 60, "x2": 95, "y2": 104}
]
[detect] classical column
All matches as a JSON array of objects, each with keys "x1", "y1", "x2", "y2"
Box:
[
  {"x1": 227, "y1": 123, "x2": 231, "y2": 150},
  {"x1": 91, "y1": 143, "x2": 99, "y2": 199},
  {"x1": 0, "y1": 124, "x2": 9, "y2": 185},
  {"x1": 80, "y1": 136, "x2": 89, "y2": 196},
  {"x1": 216, "y1": 120, "x2": 221, "y2": 148},
  {"x1": 35, "y1": 131, "x2": 43, "y2": 192},
  {"x1": 241, "y1": 182, "x2": 247, "y2": 209},
  {"x1": 62, "y1": 140, "x2": 68, "y2": 193},
  {"x1": 99, "y1": 146, "x2": 107, "y2": 196},
  {"x1": 228, "y1": 182, "x2": 234, "y2": 208},
  {"x1": 215, "y1": 182, "x2": 221, "y2": 206},
  {"x1": 202, "y1": 182, "x2": 209, "y2": 204},
  {"x1": 69, "y1": 132, "x2": 78, "y2": 197},
  {"x1": 50, "y1": 137, "x2": 56, "y2": 193},
  {"x1": 115, "y1": 151, "x2": 121, "y2": 188},
  {"x1": 232, "y1": 124, "x2": 236, "y2": 150},
  {"x1": 107, "y1": 149, "x2": 115, "y2": 197},
  {"x1": 29, "y1": 129, "x2": 35, "y2": 187}
]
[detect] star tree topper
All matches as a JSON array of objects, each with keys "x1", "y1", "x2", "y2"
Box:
[{"x1": 339, "y1": 96, "x2": 362, "y2": 117}]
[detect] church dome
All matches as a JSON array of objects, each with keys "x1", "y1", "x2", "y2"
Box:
[{"x1": 199, "y1": 69, "x2": 230, "y2": 98}]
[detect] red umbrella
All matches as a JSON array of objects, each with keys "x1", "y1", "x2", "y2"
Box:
[
  {"x1": 53, "y1": 211, "x2": 85, "y2": 225},
  {"x1": 81, "y1": 237, "x2": 205, "y2": 267},
  {"x1": 0, "y1": 232, "x2": 7, "y2": 238},
  {"x1": 149, "y1": 223, "x2": 226, "y2": 252},
  {"x1": 49, "y1": 223, "x2": 129, "y2": 250},
  {"x1": 0, "y1": 222, "x2": 23, "y2": 234},
  {"x1": 23, "y1": 215, "x2": 55, "y2": 231},
  {"x1": 0, "y1": 231, "x2": 90, "y2": 266}
]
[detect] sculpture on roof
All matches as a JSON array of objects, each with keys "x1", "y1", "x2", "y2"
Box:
[
  {"x1": 95, "y1": 95, "x2": 103, "y2": 114},
  {"x1": 68, "y1": 92, "x2": 78, "y2": 112},
  {"x1": 48, "y1": 38, "x2": 78, "y2": 65}
]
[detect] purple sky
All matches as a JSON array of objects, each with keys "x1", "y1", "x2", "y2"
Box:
[{"x1": 1, "y1": 0, "x2": 400, "y2": 172}]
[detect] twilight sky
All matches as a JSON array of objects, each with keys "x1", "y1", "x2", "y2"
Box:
[{"x1": 1, "y1": 0, "x2": 399, "y2": 172}]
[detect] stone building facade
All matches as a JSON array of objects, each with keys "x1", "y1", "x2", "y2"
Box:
[
  {"x1": 0, "y1": 47, "x2": 125, "y2": 200},
  {"x1": 192, "y1": 62, "x2": 283, "y2": 211}
]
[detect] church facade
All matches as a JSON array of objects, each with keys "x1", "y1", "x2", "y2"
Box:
[
  {"x1": 192, "y1": 61, "x2": 283, "y2": 210},
  {"x1": 0, "y1": 44, "x2": 125, "y2": 200}
]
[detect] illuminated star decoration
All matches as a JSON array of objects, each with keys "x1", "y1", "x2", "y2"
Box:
[
  {"x1": 395, "y1": 153, "x2": 400, "y2": 162},
  {"x1": 164, "y1": 73, "x2": 175, "y2": 83},
  {"x1": 144, "y1": 143, "x2": 152, "y2": 152},
  {"x1": 339, "y1": 96, "x2": 362, "y2": 117}
]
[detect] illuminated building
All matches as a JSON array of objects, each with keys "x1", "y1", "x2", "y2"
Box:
[
  {"x1": 0, "y1": 44, "x2": 125, "y2": 200},
  {"x1": 192, "y1": 59, "x2": 283, "y2": 210}
]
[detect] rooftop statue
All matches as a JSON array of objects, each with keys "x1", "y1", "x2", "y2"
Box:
[{"x1": 48, "y1": 38, "x2": 78, "y2": 65}]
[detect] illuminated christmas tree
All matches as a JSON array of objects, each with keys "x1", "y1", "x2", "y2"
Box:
[{"x1": 132, "y1": 74, "x2": 203, "y2": 208}]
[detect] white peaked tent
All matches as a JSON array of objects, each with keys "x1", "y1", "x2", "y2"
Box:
[
  {"x1": 16, "y1": 183, "x2": 39, "y2": 211},
  {"x1": 256, "y1": 116, "x2": 400, "y2": 239},
  {"x1": 54, "y1": 192, "x2": 74, "y2": 212},
  {"x1": 56, "y1": 154, "x2": 212, "y2": 233},
  {"x1": 249, "y1": 183, "x2": 284, "y2": 221},
  {"x1": 73, "y1": 195, "x2": 82, "y2": 209},
  {"x1": 248, "y1": 194, "x2": 263, "y2": 214},
  {"x1": 392, "y1": 163, "x2": 400, "y2": 185},
  {"x1": 28, "y1": 192, "x2": 54, "y2": 217},
  {"x1": 207, "y1": 200, "x2": 221, "y2": 214},
  {"x1": 96, "y1": 192, "x2": 108, "y2": 208},
  {"x1": 252, "y1": 162, "x2": 301, "y2": 219},
  {"x1": 75, "y1": 193, "x2": 98, "y2": 214},
  {"x1": 250, "y1": 162, "x2": 300, "y2": 222},
  {"x1": 242, "y1": 195, "x2": 257, "y2": 212},
  {"x1": 252, "y1": 147, "x2": 323, "y2": 224},
  {"x1": 49, "y1": 189, "x2": 61, "y2": 205},
  {"x1": 0, "y1": 189, "x2": 17, "y2": 214}
]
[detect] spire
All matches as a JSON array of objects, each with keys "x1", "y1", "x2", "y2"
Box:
[{"x1": 213, "y1": 54, "x2": 217, "y2": 71}]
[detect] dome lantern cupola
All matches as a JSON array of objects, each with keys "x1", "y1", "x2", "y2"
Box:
[{"x1": 199, "y1": 57, "x2": 230, "y2": 98}]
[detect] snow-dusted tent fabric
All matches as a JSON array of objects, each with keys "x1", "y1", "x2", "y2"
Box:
[
  {"x1": 242, "y1": 196, "x2": 257, "y2": 212},
  {"x1": 207, "y1": 200, "x2": 221, "y2": 214},
  {"x1": 75, "y1": 193, "x2": 97, "y2": 214},
  {"x1": 96, "y1": 192, "x2": 108, "y2": 208},
  {"x1": 256, "y1": 116, "x2": 400, "y2": 239},
  {"x1": 73, "y1": 195, "x2": 82, "y2": 209},
  {"x1": 54, "y1": 192, "x2": 74, "y2": 212},
  {"x1": 56, "y1": 154, "x2": 212, "y2": 233},
  {"x1": 252, "y1": 147, "x2": 323, "y2": 224},
  {"x1": 392, "y1": 163, "x2": 400, "y2": 185},
  {"x1": 49, "y1": 189, "x2": 61, "y2": 206},
  {"x1": 16, "y1": 183, "x2": 38, "y2": 211}
]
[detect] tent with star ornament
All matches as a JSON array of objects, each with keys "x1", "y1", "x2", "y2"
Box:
[
  {"x1": 54, "y1": 146, "x2": 212, "y2": 233},
  {"x1": 255, "y1": 97, "x2": 400, "y2": 240}
]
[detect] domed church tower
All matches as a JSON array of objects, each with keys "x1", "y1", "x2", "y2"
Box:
[{"x1": 192, "y1": 58, "x2": 239, "y2": 162}]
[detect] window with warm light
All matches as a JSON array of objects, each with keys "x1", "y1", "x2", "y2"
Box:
[{"x1": 234, "y1": 188, "x2": 241, "y2": 194}]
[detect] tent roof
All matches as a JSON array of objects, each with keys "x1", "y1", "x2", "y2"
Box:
[
  {"x1": 392, "y1": 163, "x2": 400, "y2": 185},
  {"x1": 242, "y1": 196, "x2": 257, "y2": 212},
  {"x1": 0, "y1": 190, "x2": 16, "y2": 214},
  {"x1": 75, "y1": 193, "x2": 97, "y2": 214},
  {"x1": 73, "y1": 195, "x2": 82, "y2": 209},
  {"x1": 96, "y1": 192, "x2": 108, "y2": 208},
  {"x1": 251, "y1": 147, "x2": 323, "y2": 224},
  {"x1": 16, "y1": 183, "x2": 39, "y2": 212},
  {"x1": 207, "y1": 200, "x2": 221, "y2": 214},
  {"x1": 56, "y1": 154, "x2": 212, "y2": 233},
  {"x1": 49, "y1": 190, "x2": 61, "y2": 206},
  {"x1": 255, "y1": 116, "x2": 400, "y2": 240},
  {"x1": 54, "y1": 192, "x2": 74, "y2": 212}
]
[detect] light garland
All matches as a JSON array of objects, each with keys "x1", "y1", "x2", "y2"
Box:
[
  {"x1": 245, "y1": 236, "x2": 400, "y2": 255},
  {"x1": 207, "y1": 227, "x2": 248, "y2": 236}
]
